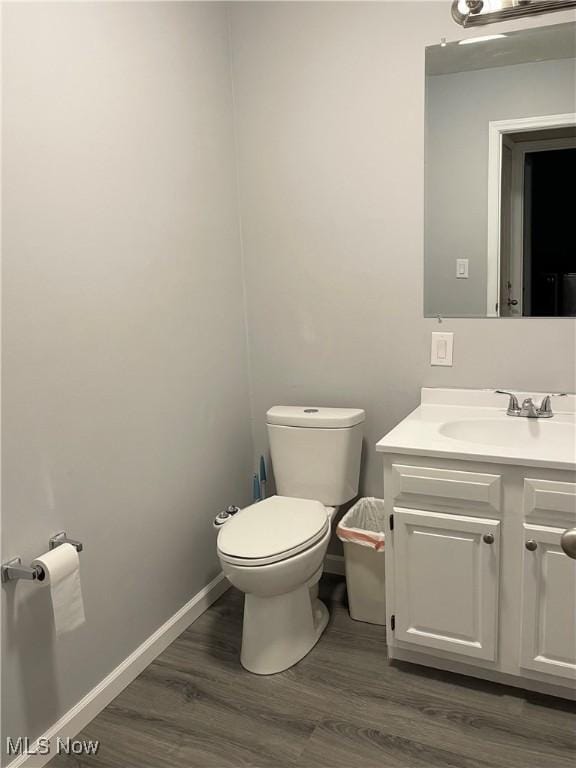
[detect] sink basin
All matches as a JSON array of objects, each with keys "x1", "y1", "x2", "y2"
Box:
[
  {"x1": 376, "y1": 388, "x2": 576, "y2": 470},
  {"x1": 439, "y1": 418, "x2": 573, "y2": 447}
]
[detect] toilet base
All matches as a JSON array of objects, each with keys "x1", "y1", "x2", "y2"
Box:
[{"x1": 240, "y1": 587, "x2": 329, "y2": 675}]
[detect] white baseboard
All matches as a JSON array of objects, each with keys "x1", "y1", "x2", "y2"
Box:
[
  {"x1": 6, "y1": 572, "x2": 230, "y2": 768},
  {"x1": 324, "y1": 553, "x2": 345, "y2": 576}
]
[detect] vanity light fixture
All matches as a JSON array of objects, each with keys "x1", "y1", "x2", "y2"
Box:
[
  {"x1": 458, "y1": 34, "x2": 507, "y2": 44},
  {"x1": 452, "y1": 0, "x2": 576, "y2": 27}
]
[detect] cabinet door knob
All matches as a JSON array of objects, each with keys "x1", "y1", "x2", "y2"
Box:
[
  {"x1": 483, "y1": 533, "x2": 495, "y2": 545},
  {"x1": 560, "y1": 528, "x2": 576, "y2": 560},
  {"x1": 525, "y1": 539, "x2": 538, "y2": 552}
]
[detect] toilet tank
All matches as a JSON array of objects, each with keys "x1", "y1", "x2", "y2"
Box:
[{"x1": 266, "y1": 406, "x2": 365, "y2": 506}]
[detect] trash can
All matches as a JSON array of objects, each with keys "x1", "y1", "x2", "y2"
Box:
[{"x1": 336, "y1": 497, "x2": 386, "y2": 625}]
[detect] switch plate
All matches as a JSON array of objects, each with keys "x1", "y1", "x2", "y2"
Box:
[
  {"x1": 431, "y1": 332, "x2": 454, "y2": 366},
  {"x1": 456, "y1": 258, "x2": 469, "y2": 279}
]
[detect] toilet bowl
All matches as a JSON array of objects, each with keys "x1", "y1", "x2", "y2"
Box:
[
  {"x1": 217, "y1": 405, "x2": 365, "y2": 675},
  {"x1": 217, "y1": 496, "x2": 335, "y2": 674}
]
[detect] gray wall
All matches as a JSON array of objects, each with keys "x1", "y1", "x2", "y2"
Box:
[
  {"x1": 425, "y1": 58, "x2": 576, "y2": 317},
  {"x1": 228, "y1": 1, "x2": 576, "y2": 526},
  {"x1": 2, "y1": 1, "x2": 576, "y2": 754},
  {"x1": 2, "y1": 3, "x2": 252, "y2": 758}
]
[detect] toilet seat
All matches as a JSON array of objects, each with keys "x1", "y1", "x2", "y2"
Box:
[{"x1": 217, "y1": 495, "x2": 329, "y2": 567}]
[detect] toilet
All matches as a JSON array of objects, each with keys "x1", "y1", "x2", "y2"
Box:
[{"x1": 217, "y1": 405, "x2": 365, "y2": 675}]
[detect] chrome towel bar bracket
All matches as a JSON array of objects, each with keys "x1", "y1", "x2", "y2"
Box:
[{"x1": 1, "y1": 531, "x2": 83, "y2": 584}]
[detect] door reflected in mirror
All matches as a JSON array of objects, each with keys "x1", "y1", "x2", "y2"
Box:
[
  {"x1": 497, "y1": 124, "x2": 575, "y2": 317},
  {"x1": 424, "y1": 23, "x2": 576, "y2": 318}
]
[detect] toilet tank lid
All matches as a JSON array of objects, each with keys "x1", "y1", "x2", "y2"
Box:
[{"x1": 266, "y1": 406, "x2": 365, "y2": 428}]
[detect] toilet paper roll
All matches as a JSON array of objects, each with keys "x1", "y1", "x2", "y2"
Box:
[{"x1": 32, "y1": 543, "x2": 86, "y2": 636}]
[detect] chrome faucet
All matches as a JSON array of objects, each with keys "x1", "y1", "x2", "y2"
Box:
[
  {"x1": 519, "y1": 397, "x2": 539, "y2": 418},
  {"x1": 495, "y1": 391, "x2": 567, "y2": 418}
]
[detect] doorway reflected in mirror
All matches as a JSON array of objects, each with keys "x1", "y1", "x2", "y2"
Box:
[{"x1": 498, "y1": 125, "x2": 575, "y2": 317}]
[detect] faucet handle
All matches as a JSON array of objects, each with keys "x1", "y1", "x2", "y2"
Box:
[
  {"x1": 538, "y1": 393, "x2": 567, "y2": 416},
  {"x1": 495, "y1": 390, "x2": 520, "y2": 414}
]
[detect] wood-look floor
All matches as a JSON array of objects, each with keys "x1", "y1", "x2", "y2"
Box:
[{"x1": 49, "y1": 576, "x2": 576, "y2": 768}]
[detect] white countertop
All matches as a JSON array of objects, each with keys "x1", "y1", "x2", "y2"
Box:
[{"x1": 376, "y1": 388, "x2": 576, "y2": 471}]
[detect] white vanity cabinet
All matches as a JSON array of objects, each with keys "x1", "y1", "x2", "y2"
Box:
[
  {"x1": 382, "y1": 457, "x2": 576, "y2": 698},
  {"x1": 377, "y1": 388, "x2": 576, "y2": 698}
]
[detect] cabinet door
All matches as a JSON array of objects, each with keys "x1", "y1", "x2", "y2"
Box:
[
  {"x1": 393, "y1": 508, "x2": 500, "y2": 661},
  {"x1": 520, "y1": 524, "x2": 576, "y2": 680}
]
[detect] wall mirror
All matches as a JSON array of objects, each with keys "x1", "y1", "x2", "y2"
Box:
[{"x1": 424, "y1": 22, "x2": 576, "y2": 318}]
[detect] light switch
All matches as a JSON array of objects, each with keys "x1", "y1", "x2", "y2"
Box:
[
  {"x1": 431, "y1": 332, "x2": 454, "y2": 366},
  {"x1": 456, "y1": 258, "x2": 469, "y2": 279}
]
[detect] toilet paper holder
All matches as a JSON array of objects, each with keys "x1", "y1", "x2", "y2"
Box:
[
  {"x1": 1, "y1": 531, "x2": 83, "y2": 583},
  {"x1": 49, "y1": 531, "x2": 83, "y2": 553}
]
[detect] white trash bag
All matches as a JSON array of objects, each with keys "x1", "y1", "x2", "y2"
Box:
[
  {"x1": 336, "y1": 497, "x2": 386, "y2": 625},
  {"x1": 336, "y1": 497, "x2": 386, "y2": 551}
]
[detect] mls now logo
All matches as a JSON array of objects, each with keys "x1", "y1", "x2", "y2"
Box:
[{"x1": 7, "y1": 736, "x2": 99, "y2": 757}]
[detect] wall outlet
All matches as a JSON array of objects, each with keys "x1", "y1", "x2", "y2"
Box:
[
  {"x1": 456, "y1": 258, "x2": 469, "y2": 279},
  {"x1": 431, "y1": 332, "x2": 454, "y2": 366}
]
